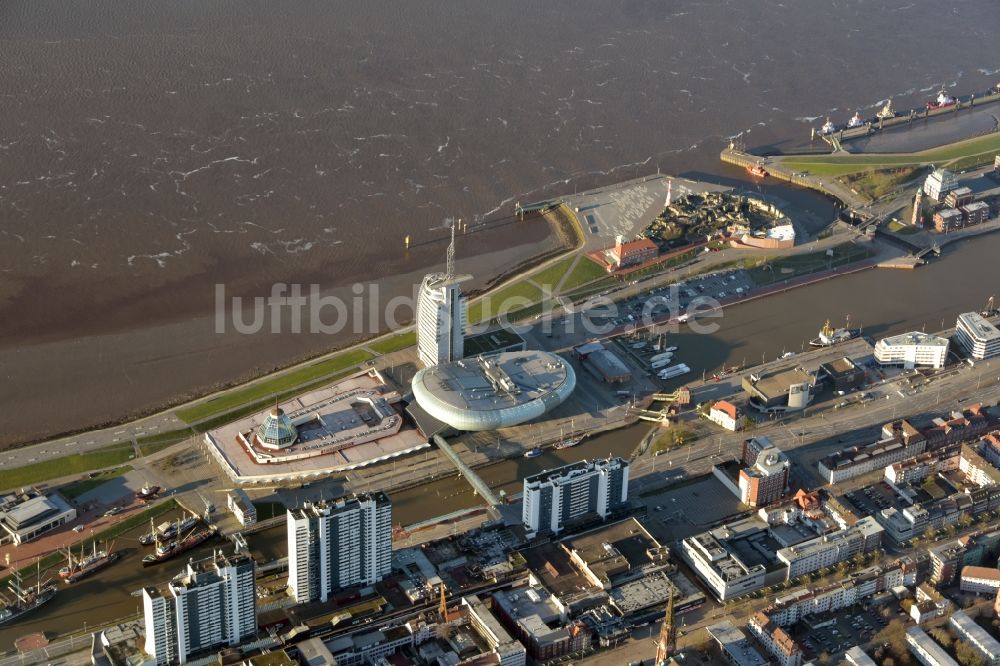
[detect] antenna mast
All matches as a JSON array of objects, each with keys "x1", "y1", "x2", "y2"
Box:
[{"x1": 446, "y1": 219, "x2": 457, "y2": 279}]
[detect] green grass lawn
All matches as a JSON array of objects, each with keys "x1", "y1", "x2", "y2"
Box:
[
  {"x1": 748, "y1": 242, "x2": 873, "y2": 285},
  {"x1": 59, "y1": 465, "x2": 133, "y2": 500},
  {"x1": 176, "y1": 348, "x2": 373, "y2": 424},
  {"x1": 136, "y1": 429, "x2": 192, "y2": 457},
  {"x1": 467, "y1": 280, "x2": 544, "y2": 324},
  {"x1": 0, "y1": 443, "x2": 135, "y2": 493},
  {"x1": 530, "y1": 256, "x2": 575, "y2": 291},
  {"x1": 652, "y1": 428, "x2": 697, "y2": 456},
  {"x1": 560, "y1": 257, "x2": 609, "y2": 291},
  {"x1": 840, "y1": 166, "x2": 928, "y2": 200},
  {"x1": 369, "y1": 330, "x2": 417, "y2": 355}
]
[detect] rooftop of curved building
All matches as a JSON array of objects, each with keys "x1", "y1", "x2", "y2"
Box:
[{"x1": 412, "y1": 350, "x2": 573, "y2": 414}]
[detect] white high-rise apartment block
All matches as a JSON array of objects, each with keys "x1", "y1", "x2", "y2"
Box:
[
  {"x1": 874, "y1": 332, "x2": 949, "y2": 370},
  {"x1": 522, "y1": 458, "x2": 629, "y2": 537},
  {"x1": 142, "y1": 551, "x2": 256, "y2": 665},
  {"x1": 286, "y1": 492, "x2": 392, "y2": 603},
  {"x1": 417, "y1": 223, "x2": 472, "y2": 367},
  {"x1": 955, "y1": 312, "x2": 1000, "y2": 361}
]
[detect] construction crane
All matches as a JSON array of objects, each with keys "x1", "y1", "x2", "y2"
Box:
[{"x1": 655, "y1": 592, "x2": 676, "y2": 666}]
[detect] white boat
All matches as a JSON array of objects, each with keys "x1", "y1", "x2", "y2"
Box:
[
  {"x1": 649, "y1": 352, "x2": 674, "y2": 363},
  {"x1": 846, "y1": 112, "x2": 864, "y2": 128},
  {"x1": 631, "y1": 342, "x2": 647, "y2": 349},
  {"x1": 658, "y1": 364, "x2": 690, "y2": 380},
  {"x1": 665, "y1": 346, "x2": 678, "y2": 352},
  {"x1": 820, "y1": 117, "x2": 835, "y2": 135},
  {"x1": 651, "y1": 357, "x2": 673, "y2": 370}
]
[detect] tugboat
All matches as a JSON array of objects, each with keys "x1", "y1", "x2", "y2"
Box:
[
  {"x1": 809, "y1": 316, "x2": 862, "y2": 347},
  {"x1": 927, "y1": 90, "x2": 957, "y2": 109},
  {"x1": 523, "y1": 447, "x2": 542, "y2": 459},
  {"x1": 64, "y1": 541, "x2": 120, "y2": 584},
  {"x1": 135, "y1": 484, "x2": 162, "y2": 502},
  {"x1": 820, "y1": 117, "x2": 836, "y2": 135},
  {"x1": 0, "y1": 563, "x2": 57, "y2": 626},
  {"x1": 746, "y1": 163, "x2": 767, "y2": 178},
  {"x1": 142, "y1": 525, "x2": 218, "y2": 567},
  {"x1": 846, "y1": 112, "x2": 864, "y2": 128}
]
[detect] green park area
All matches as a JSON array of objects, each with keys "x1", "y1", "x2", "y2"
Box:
[
  {"x1": 176, "y1": 348, "x2": 373, "y2": 424},
  {"x1": 748, "y1": 242, "x2": 874, "y2": 286},
  {"x1": 369, "y1": 330, "x2": 417, "y2": 355},
  {"x1": 59, "y1": 465, "x2": 133, "y2": 500},
  {"x1": 0, "y1": 443, "x2": 135, "y2": 492}
]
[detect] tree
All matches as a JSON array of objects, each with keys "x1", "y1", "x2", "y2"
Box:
[
  {"x1": 929, "y1": 627, "x2": 952, "y2": 649},
  {"x1": 958, "y1": 514, "x2": 973, "y2": 528},
  {"x1": 923, "y1": 527, "x2": 937, "y2": 542},
  {"x1": 956, "y1": 641, "x2": 987, "y2": 666},
  {"x1": 883, "y1": 658, "x2": 896, "y2": 666}
]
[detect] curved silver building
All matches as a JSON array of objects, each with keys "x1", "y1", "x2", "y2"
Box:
[{"x1": 411, "y1": 350, "x2": 576, "y2": 431}]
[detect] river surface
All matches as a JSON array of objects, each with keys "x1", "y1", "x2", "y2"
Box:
[
  {"x1": 3, "y1": 230, "x2": 1000, "y2": 646},
  {"x1": 1, "y1": 0, "x2": 1000, "y2": 445}
]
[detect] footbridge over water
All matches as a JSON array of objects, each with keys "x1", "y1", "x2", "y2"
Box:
[{"x1": 432, "y1": 434, "x2": 502, "y2": 512}]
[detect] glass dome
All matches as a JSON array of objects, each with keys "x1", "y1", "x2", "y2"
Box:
[{"x1": 256, "y1": 407, "x2": 298, "y2": 449}]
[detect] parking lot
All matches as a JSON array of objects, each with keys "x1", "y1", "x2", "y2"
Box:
[{"x1": 795, "y1": 603, "x2": 889, "y2": 659}]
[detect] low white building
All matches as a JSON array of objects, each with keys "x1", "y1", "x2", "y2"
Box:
[
  {"x1": 961, "y1": 566, "x2": 1000, "y2": 595},
  {"x1": 226, "y1": 488, "x2": 257, "y2": 528},
  {"x1": 907, "y1": 626, "x2": 959, "y2": 666},
  {"x1": 955, "y1": 312, "x2": 1000, "y2": 361},
  {"x1": 846, "y1": 647, "x2": 878, "y2": 666},
  {"x1": 0, "y1": 492, "x2": 77, "y2": 546},
  {"x1": 923, "y1": 169, "x2": 958, "y2": 201},
  {"x1": 875, "y1": 332, "x2": 950, "y2": 369},
  {"x1": 950, "y1": 609, "x2": 1000, "y2": 666},
  {"x1": 708, "y1": 400, "x2": 746, "y2": 432}
]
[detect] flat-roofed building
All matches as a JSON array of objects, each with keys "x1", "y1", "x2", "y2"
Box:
[
  {"x1": 955, "y1": 312, "x2": 1000, "y2": 360},
  {"x1": 707, "y1": 620, "x2": 769, "y2": 666},
  {"x1": 907, "y1": 625, "x2": 959, "y2": 666},
  {"x1": 819, "y1": 357, "x2": 866, "y2": 393},
  {"x1": 777, "y1": 517, "x2": 883, "y2": 580},
  {"x1": 462, "y1": 595, "x2": 528, "y2": 666},
  {"x1": 875, "y1": 332, "x2": 949, "y2": 369},
  {"x1": 961, "y1": 566, "x2": 1000, "y2": 594},
  {"x1": 226, "y1": 488, "x2": 256, "y2": 528},
  {"x1": 846, "y1": 646, "x2": 878, "y2": 666},
  {"x1": 679, "y1": 519, "x2": 769, "y2": 600},
  {"x1": 944, "y1": 187, "x2": 974, "y2": 209},
  {"x1": 0, "y1": 492, "x2": 76, "y2": 546},
  {"x1": 934, "y1": 208, "x2": 964, "y2": 233},
  {"x1": 522, "y1": 458, "x2": 628, "y2": 537},
  {"x1": 742, "y1": 366, "x2": 815, "y2": 414},
  {"x1": 950, "y1": 609, "x2": 1000, "y2": 666},
  {"x1": 962, "y1": 201, "x2": 991, "y2": 226},
  {"x1": 491, "y1": 586, "x2": 590, "y2": 661}
]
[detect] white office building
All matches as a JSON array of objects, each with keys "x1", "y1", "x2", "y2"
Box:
[
  {"x1": 142, "y1": 551, "x2": 256, "y2": 665},
  {"x1": 875, "y1": 332, "x2": 950, "y2": 370},
  {"x1": 907, "y1": 626, "x2": 959, "y2": 666},
  {"x1": 923, "y1": 169, "x2": 958, "y2": 201},
  {"x1": 522, "y1": 458, "x2": 629, "y2": 537},
  {"x1": 416, "y1": 225, "x2": 471, "y2": 367},
  {"x1": 286, "y1": 492, "x2": 392, "y2": 603},
  {"x1": 955, "y1": 312, "x2": 1000, "y2": 360}
]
